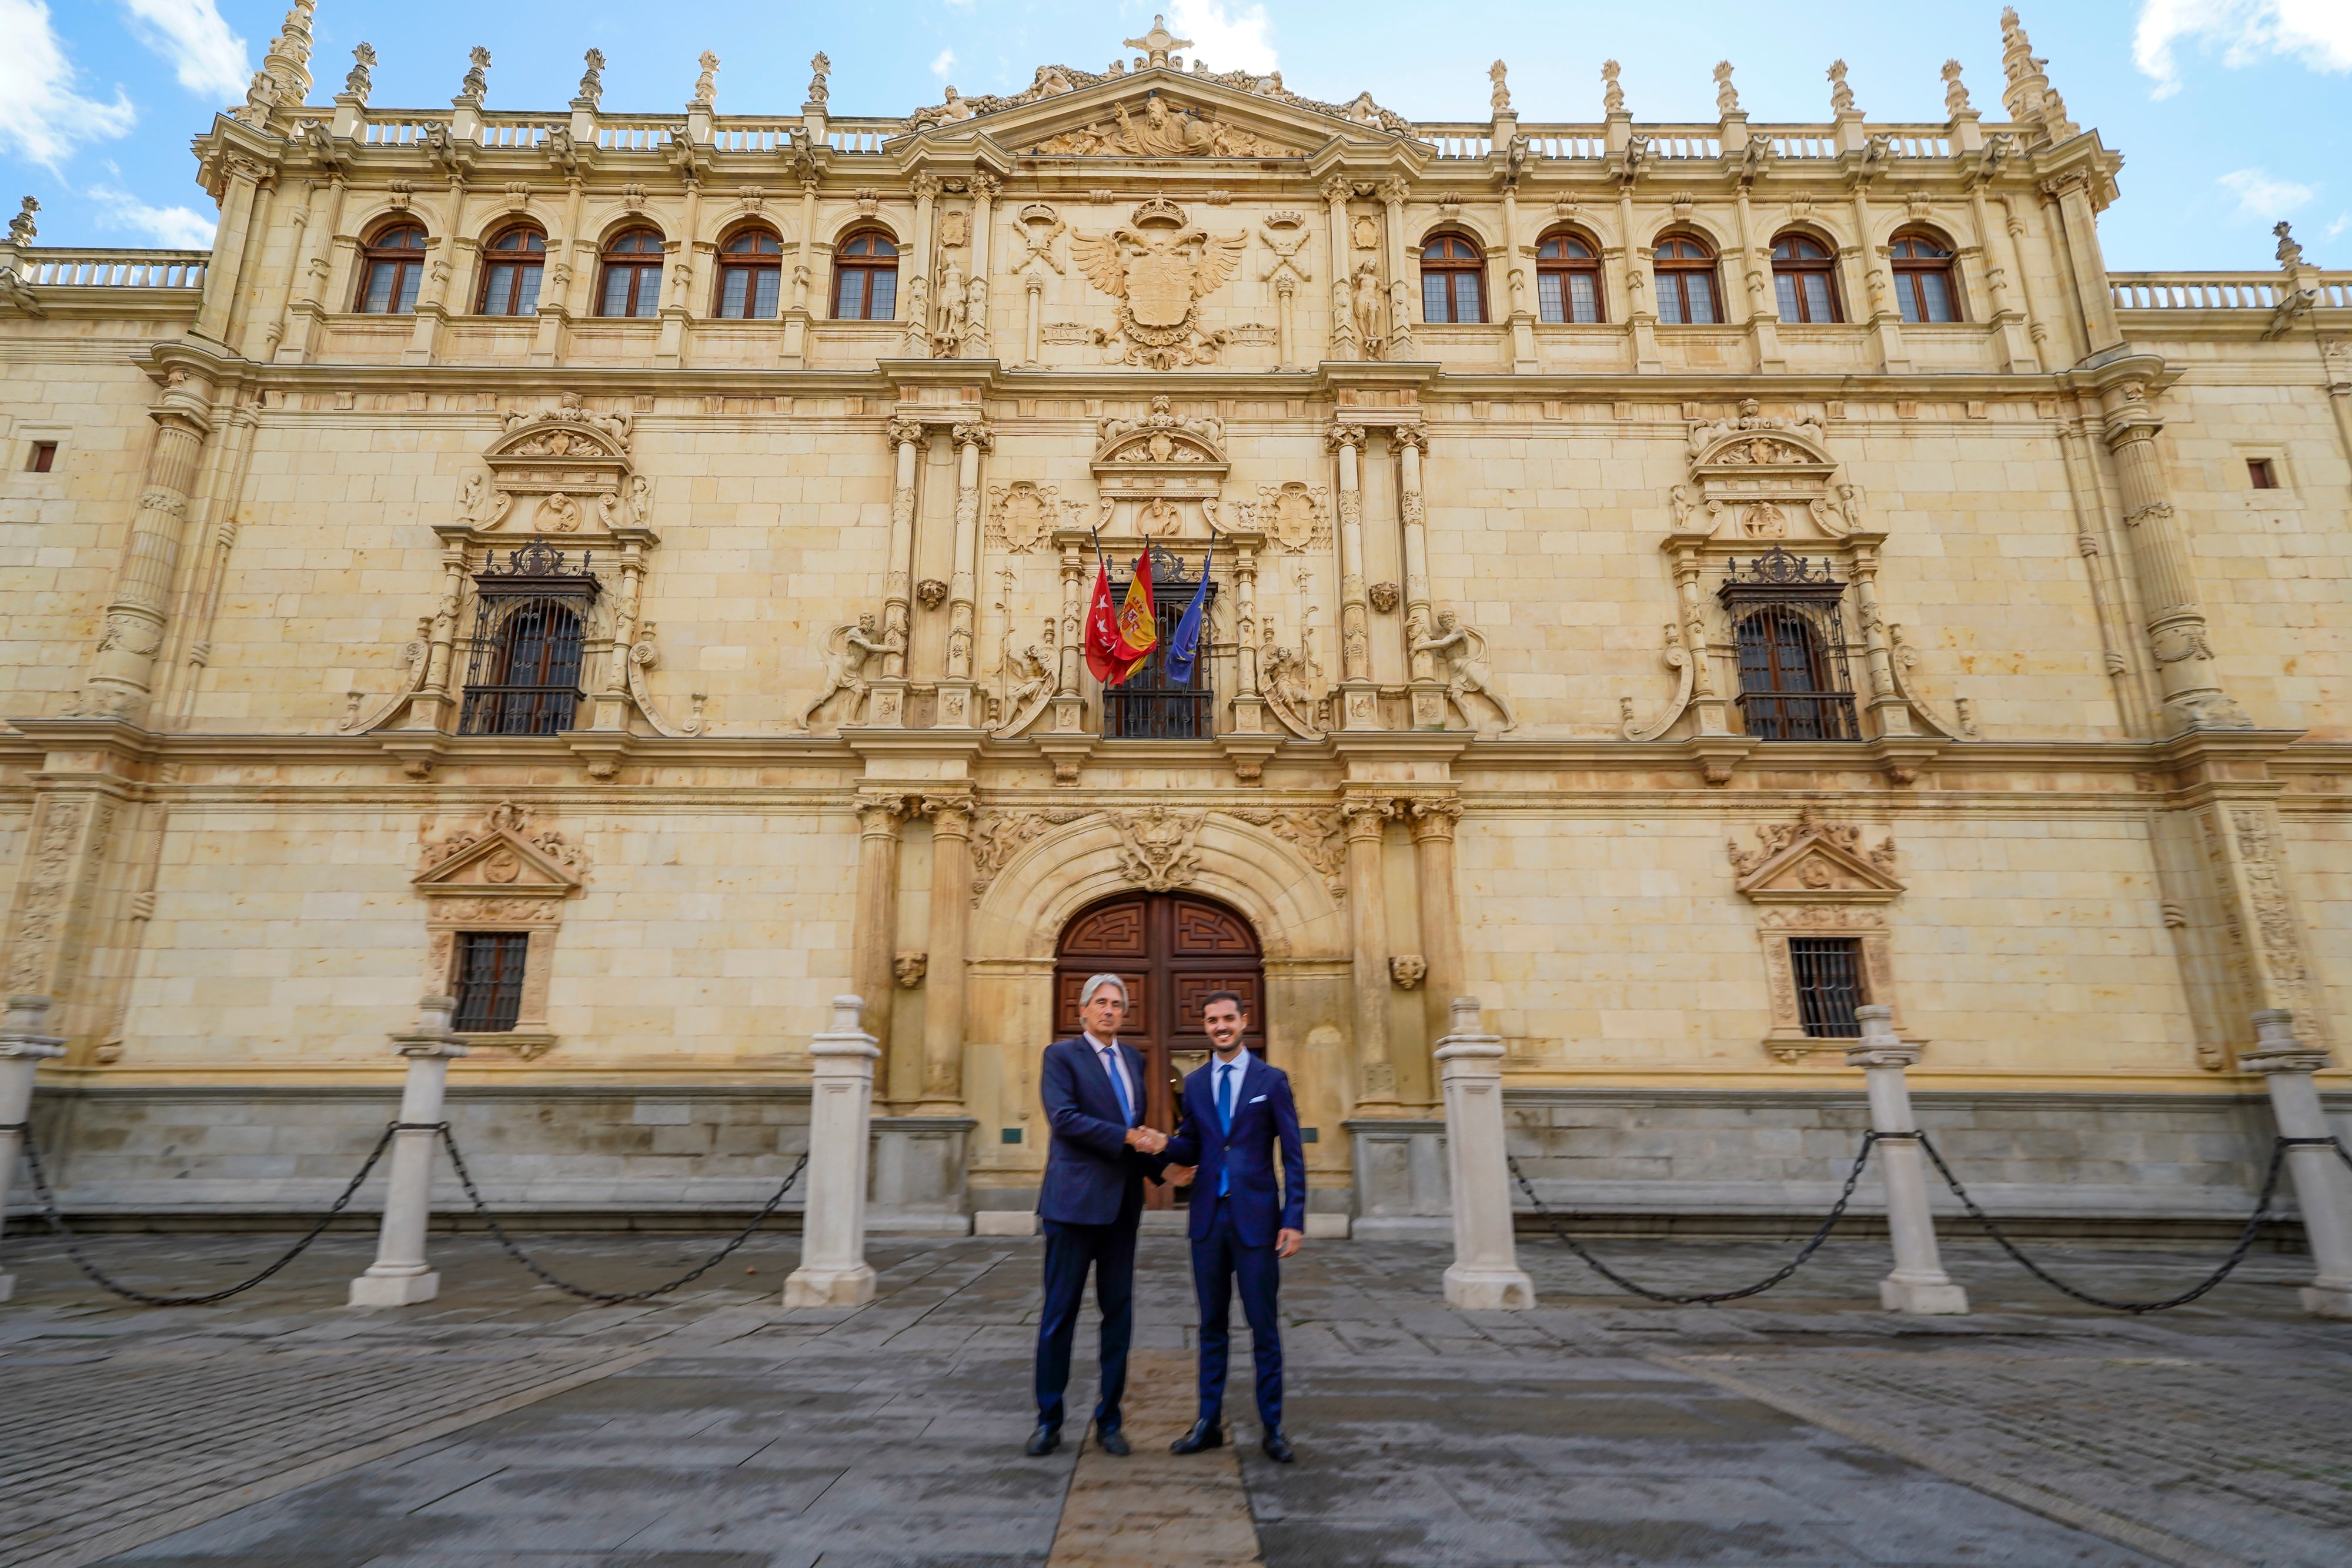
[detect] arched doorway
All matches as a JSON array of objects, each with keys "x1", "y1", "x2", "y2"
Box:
[{"x1": 1054, "y1": 891, "x2": 1265, "y2": 1208}]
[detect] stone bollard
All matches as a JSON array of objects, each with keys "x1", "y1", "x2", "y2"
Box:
[
  {"x1": 1435, "y1": 997, "x2": 1535, "y2": 1310},
  {"x1": 785, "y1": 995, "x2": 882, "y2": 1308},
  {"x1": 349, "y1": 995, "x2": 469, "y2": 1308},
  {"x1": 0, "y1": 995, "x2": 68, "y2": 1304},
  {"x1": 1847, "y1": 1005, "x2": 1969, "y2": 1314},
  {"x1": 2242, "y1": 1009, "x2": 2352, "y2": 1319}
]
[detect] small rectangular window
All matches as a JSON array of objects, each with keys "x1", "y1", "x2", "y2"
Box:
[
  {"x1": 2248, "y1": 457, "x2": 2278, "y2": 490},
  {"x1": 1789, "y1": 937, "x2": 1865, "y2": 1038},
  {"x1": 28, "y1": 441, "x2": 57, "y2": 473},
  {"x1": 453, "y1": 932, "x2": 531, "y2": 1032}
]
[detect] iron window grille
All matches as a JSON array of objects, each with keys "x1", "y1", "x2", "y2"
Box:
[
  {"x1": 459, "y1": 538, "x2": 601, "y2": 737},
  {"x1": 1102, "y1": 543, "x2": 1217, "y2": 741},
  {"x1": 453, "y1": 931, "x2": 530, "y2": 1032},
  {"x1": 1719, "y1": 547, "x2": 1860, "y2": 741},
  {"x1": 1788, "y1": 937, "x2": 1866, "y2": 1038}
]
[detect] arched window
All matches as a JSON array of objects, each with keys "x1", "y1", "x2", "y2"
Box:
[
  {"x1": 597, "y1": 228, "x2": 665, "y2": 319},
  {"x1": 1535, "y1": 232, "x2": 1603, "y2": 324},
  {"x1": 1770, "y1": 233, "x2": 1842, "y2": 324},
  {"x1": 1889, "y1": 230, "x2": 1961, "y2": 323},
  {"x1": 356, "y1": 223, "x2": 427, "y2": 314},
  {"x1": 831, "y1": 230, "x2": 898, "y2": 320},
  {"x1": 713, "y1": 226, "x2": 783, "y2": 319},
  {"x1": 1420, "y1": 234, "x2": 1486, "y2": 324},
  {"x1": 1652, "y1": 234, "x2": 1720, "y2": 325},
  {"x1": 476, "y1": 225, "x2": 546, "y2": 317}
]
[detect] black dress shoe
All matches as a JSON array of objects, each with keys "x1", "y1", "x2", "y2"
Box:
[
  {"x1": 1170, "y1": 1417, "x2": 1225, "y2": 1454},
  {"x1": 1024, "y1": 1423, "x2": 1060, "y2": 1456},
  {"x1": 1261, "y1": 1429, "x2": 1295, "y2": 1464},
  {"x1": 1095, "y1": 1425, "x2": 1130, "y2": 1456}
]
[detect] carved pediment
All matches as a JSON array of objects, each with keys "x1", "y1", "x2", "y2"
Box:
[
  {"x1": 461, "y1": 396, "x2": 651, "y2": 538},
  {"x1": 1730, "y1": 810, "x2": 1902, "y2": 904},
  {"x1": 1093, "y1": 393, "x2": 1228, "y2": 469},
  {"x1": 415, "y1": 801, "x2": 589, "y2": 899}
]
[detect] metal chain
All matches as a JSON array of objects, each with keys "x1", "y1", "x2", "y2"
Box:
[
  {"x1": 1915, "y1": 1132, "x2": 2295, "y2": 1314},
  {"x1": 429, "y1": 1123, "x2": 808, "y2": 1305},
  {"x1": 0, "y1": 1119, "x2": 407, "y2": 1308},
  {"x1": 1506, "y1": 1132, "x2": 1882, "y2": 1305}
]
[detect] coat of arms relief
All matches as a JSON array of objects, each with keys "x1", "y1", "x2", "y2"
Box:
[{"x1": 1071, "y1": 200, "x2": 1248, "y2": 369}]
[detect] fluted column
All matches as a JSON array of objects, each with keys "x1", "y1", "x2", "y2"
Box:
[
  {"x1": 76, "y1": 377, "x2": 215, "y2": 723},
  {"x1": 1379, "y1": 176, "x2": 1415, "y2": 360},
  {"x1": 1342, "y1": 795, "x2": 1398, "y2": 1108},
  {"x1": 1393, "y1": 426, "x2": 1448, "y2": 730},
  {"x1": 1322, "y1": 175, "x2": 1357, "y2": 360},
  {"x1": 1328, "y1": 423, "x2": 1379, "y2": 730},
  {"x1": 851, "y1": 793, "x2": 910, "y2": 1091},
  {"x1": 962, "y1": 173, "x2": 995, "y2": 357},
  {"x1": 938, "y1": 422, "x2": 993, "y2": 728},
  {"x1": 2102, "y1": 383, "x2": 2248, "y2": 731},
  {"x1": 902, "y1": 173, "x2": 938, "y2": 357},
  {"x1": 1406, "y1": 796, "x2": 1466, "y2": 1106},
  {"x1": 917, "y1": 794, "x2": 973, "y2": 1114}
]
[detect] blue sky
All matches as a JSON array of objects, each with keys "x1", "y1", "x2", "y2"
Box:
[{"x1": 4, "y1": 1, "x2": 2348, "y2": 270}]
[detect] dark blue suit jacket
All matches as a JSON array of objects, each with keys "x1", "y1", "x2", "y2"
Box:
[
  {"x1": 1165, "y1": 1052, "x2": 1307, "y2": 1246},
  {"x1": 1037, "y1": 1035, "x2": 1158, "y2": 1226}
]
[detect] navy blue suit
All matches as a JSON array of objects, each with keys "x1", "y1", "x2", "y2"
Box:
[
  {"x1": 1033, "y1": 1034, "x2": 1161, "y2": 1434},
  {"x1": 1164, "y1": 1051, "x2": 1306, "y2": 1433}
]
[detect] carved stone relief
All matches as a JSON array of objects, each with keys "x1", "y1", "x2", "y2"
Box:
[
  {"x1": 1071, "y1": 201, "x2": 1248, "y2": 369},
  {"x1": 413, "y1": 801, "x2": 589, "y2": 1056}
]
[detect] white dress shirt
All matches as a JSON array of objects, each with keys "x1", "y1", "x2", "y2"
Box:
[{"x1": 1082, "y1": 1031, "x2": 1137, "y2": 1124}]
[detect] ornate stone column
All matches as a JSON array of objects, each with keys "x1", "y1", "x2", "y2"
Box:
[
  {"x1": 1498, "y1": 178, "x2": 1536, "y2": 371},
  {"x1": 1394, "y1": 426, "x2": 1448, "y2": 730},
  {"x1": 1845, "y1": 541, "x2": 1912, "y2": 737},
  {"x1": 783, "y1": 172, "x2": 818, "y2": 368},
  {"x1": 938, "y1": 421, "x2": 993, "y2": 728},
  {"x1": 1273, "y1": 273, "x2": 1298, "y2": 370},
  {"x1": 1847, "y1": 176, "x2": 1909, "y2": 374},
  {"x1": 1050, "y1": 536, "x2": 1087, "y2": 735},
  {"x1": 1615, "y1": 182, "x2": 1659, "y2": 373},
  {"x1": 1733, "y1": 183, "x2": 1783, "y2": 373},
  {"x1": 2102, "y1": 381, "x2": 2248, "y2": 730},
  {"x1": 1342, "y1": 795, "x2": 1398, "y2": 1108},
  {"x1": 276, "y1": 172, "x2": 347, "y2": 363},
  {"x1": 903, "y1": 172, "x2": 939, "y2": 357},
  {"x1": 850, "y1": 793, "x2": 910, "y2": 1076},
  {"x1": 916, "y1": 794, "x2": 973, "y2": 1114},
  {"x1": 962, "y1": 172, "x2": 996, "y2": 358},
  {"x1": 1965, "y1": 176, "x2": 2039, "y2": 372},
  {"x1": 1322, "y1": 175, "x2": 1358, "y2": 360},
  {"x1": 1328, "y1": 423, "x2": 1379, "y2": 730},
  {"x1": 1406, "y1": 797, "x2": 1466, "y2": 1092},
  {"x1": 2044, "y1": 170, "x2": 2124, "y2": 357},
  {"x1": 1661, "y1": 531, "x2": 1729, "y2": 735},
  {"x1": 404, "y1": 539, "x2": 469, "y2": 735},
  {"x1": 405, "y1": 175, "x2": 469, "y2": 366},
  {"x1": 75, "y1": 373, "x2": 215, "y2": 723},
  {"x1": 868, "y1": 417, "x2": 925, "y2": 727},
  {"x1": 1379, "y1": 176, "x2": 1415, "y2": 360}
]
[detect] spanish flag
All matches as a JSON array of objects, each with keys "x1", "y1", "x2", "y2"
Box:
[{"x1": 1083, "y1": 551, "x2": 1158, "y2": 687}]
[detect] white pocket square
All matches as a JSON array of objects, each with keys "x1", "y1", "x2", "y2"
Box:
[{"x1": 1248, "y1": 1094, "x2": 1268, "y2": 1104}]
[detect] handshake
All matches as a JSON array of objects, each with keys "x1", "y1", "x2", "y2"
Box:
[{"x1": 1124, "y1": 1125, "x2": 1171, "y2": 1155}]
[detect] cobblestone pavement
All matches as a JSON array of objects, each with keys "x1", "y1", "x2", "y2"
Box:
[{"x1": 0, "y1": 1225, "x2": 2343, "y2": 1566}]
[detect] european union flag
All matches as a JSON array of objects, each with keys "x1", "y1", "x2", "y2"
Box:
[{"x1": 1161, "y1": 542, "x2": 1215, "y2": 687}]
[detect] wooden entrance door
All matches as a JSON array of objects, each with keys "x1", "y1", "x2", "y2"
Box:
[{"x1": 1054, "y1": 891, "x2": 1265, "y2": 1208}]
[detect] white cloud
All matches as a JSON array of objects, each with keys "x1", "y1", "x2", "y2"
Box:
[
  {"x1": 1167, "y1": 0, "x2": 1277, "y2": 74},
  {"x1": 2135, "y1": 1, "x2": 2352, "y2": 99},
  {"x1": 89, "y1": 179, "x2": 218, "y2": 249},
  {"x1": 2217, "y1": 166, "x2": 2317, "y2": 219},
  {"x1": 931, "y1": 49, "x2": 955, "y2": 78},
  {"x1": 0, "y1": 0, "x2": 137, "y2": 169},
  {"x1": 117, "y1": 0, "x2": 250, "y2": 102},
  {"x1": 2327, "y1": 213, "x2": 2351, "y2": 240}
]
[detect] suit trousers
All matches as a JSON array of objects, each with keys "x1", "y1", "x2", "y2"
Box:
[
  {"x1": 1191, "y1": 1196, "x2": 1284, "y2": 1432},
  {"x1": 1034, "y1": 1213, "x2": 1139, "y2": 1432}
]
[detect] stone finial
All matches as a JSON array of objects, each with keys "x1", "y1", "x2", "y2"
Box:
[
  {"x1": 693, "y1": 49, "x2": 720, "y2": 108},
  {"x1": 1601, "y1": 58, "x2": 1624, "y2": 115},
  {"x1": 1826, "y1": 59, "x2": 1857, "y2": 115},
  {"x1": 1123, "y1": 14, "x2": 1192, "y2": 69},
  {"x1": 807, "y1": 51, "x2": 831, "y2": 105},
  {"x1": 8, "y1": 196, "x2": 38, "y2": 248},
  {"x1": 1942, "y1": 59, "x2": 1972, "y2": 116},
  {"x1": 343, "y1": 42, "x2": 376, "y2": 103},
  {"x1": 2276, "y1": 221, "x2": 2306, "y2": 270},
  {"x1": 457, "y1": 45, "x2": 491, "y2": 106},
  {"x1": 258, "y1": 0, "x2": 318, "y2": 105},
  {"x1": 1489, "y1": 59, "x2": 1511, "y2": 115},
  {"x1": 576, "y1": 48, "x2": 606, "y2": 108},
  {"x1": 1999, "y1": 7, "x2": 2053, "y2": 125},
  {"x1": 1713, "y1": 61, "x2": 1739, "y2": 117}
]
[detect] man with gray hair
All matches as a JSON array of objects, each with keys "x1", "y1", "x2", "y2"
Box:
[{"x1": 1025, "y1": 971, "x2": 1184, "y2": 1457}]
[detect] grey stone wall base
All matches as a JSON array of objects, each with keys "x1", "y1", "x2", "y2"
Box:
[{"x1": 1353, "y1": 1216, "x2": 1452, "y2": 1241}]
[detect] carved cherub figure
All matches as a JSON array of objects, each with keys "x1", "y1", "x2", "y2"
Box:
[
  {"x1": 1414, "y1": 609, "x2": 1519, "y2": 733},
  {"x1": 799, "y1": 613, "x2": 890, "y2": 730}
]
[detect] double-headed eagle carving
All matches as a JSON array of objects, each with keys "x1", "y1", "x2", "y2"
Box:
[{"x1": 1071, "y1": 201, "x2": 1247, "y2": 369}]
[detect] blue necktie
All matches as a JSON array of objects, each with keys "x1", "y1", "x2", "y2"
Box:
[
  {"x1": 1216, "y1": 1062, "x2": 1235, "y2": 1197},
  {"x1": 1100, "y1": 1046, "x2": 1133, "y2": 1125}
]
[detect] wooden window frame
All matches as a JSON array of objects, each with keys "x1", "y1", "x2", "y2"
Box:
[
  {"x1": 475, "y1": 225, "x2": 547, "y2": 317},
  {"x1": 1889, "y1": 230, "x2": 1963, "y2": 324},
  {"x1": 1534, "y1": 231, "x2": 1605, "y2": 324},
  {"x1": 355, "y1": 223, "x2": 428, "y2": 315},
  {"x1": 1769, "y1": 233, "x2": 1843, "y2": 324},
  {"x1": 712, "y1": 225, "x2": 784, "y2": 320},
  {"x1": 596, "y1": 228, "x2": 667, "y2": 319},
  {"x1": 2248, "y1": 457, "x2": 2280, "y2": 490},
  {"x1": 1419, "y1": 233, "x2": 1488, "y2": 325},
  {"x1": 1652, "y1": 233, "x2": 1722, "y2": 326},
  {"x1": 28, "y1": 440, "x2": 58, "y2": 474},
  {"x1": 831, "y1": 229, "x2": 900, "y2": 321}
]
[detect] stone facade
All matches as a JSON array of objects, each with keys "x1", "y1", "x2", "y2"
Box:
[{"x1": 2, "y1": 9, "x2": 2348, "y2": 1227}]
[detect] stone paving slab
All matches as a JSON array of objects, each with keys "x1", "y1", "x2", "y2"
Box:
[{"x1": 0, "y1": 1225, "x2": 2344, "y2": 1566}]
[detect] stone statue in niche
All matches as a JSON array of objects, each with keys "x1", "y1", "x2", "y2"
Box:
[
  {"x1": 797, "y1": 614, "x2": 892, "y2": 730},
  {"x1": 1413, "y1": 609, "x2": 1519, "y2": 733},
  {"x1": 1351, "y1": 262, "x2": 1385, "y2": 350}
]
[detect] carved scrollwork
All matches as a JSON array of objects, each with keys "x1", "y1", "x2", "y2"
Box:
[
  {"x1": 1107, "y1": 804, "x2": 1207, "y2": 891},
  {"x1": 339, "y1": 618, "x2": 432, "y2": 734}
]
